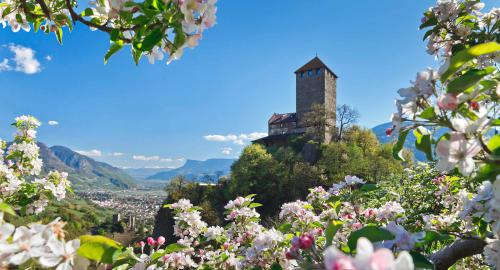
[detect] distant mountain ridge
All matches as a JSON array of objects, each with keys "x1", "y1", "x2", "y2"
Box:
[
  {"x1": 39, "y1": 143, "x2": 136, "y2": 189},
  {"x1": 145, "y1": 158, "x2": 235, "y2": 181},
  {"x1": 124, "y1": 167, "x2": 173, "y2": 180}
]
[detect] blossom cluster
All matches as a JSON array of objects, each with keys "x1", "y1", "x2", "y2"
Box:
[
  {"x1": 0, "y1": 213, "x2": 89, "y2": 270},
  {"x1": 0, "y1": 0, "x2": 217, "y2": 65},
  {"x1": 157, "y1": 177, "x2": 419, "y2": 270},
  {"x1": 0, "y1": 116, "x2": 70, "y2": 214},
  {"x1": 389, "y1": 0, "x2": 500, "y2": 266}
]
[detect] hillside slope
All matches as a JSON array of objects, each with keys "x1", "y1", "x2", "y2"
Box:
[{"x1": 38, "y1": 144, "x2": 136, "y2": 189}]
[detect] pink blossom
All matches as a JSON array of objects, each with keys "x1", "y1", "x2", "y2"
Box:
[
  {"x1": 157, "y1": 236, "x2": 165, "y2": 246},
  {"x1": 438, "y1": 94, "x2": 458, "y2": 110},
  {"x1": 147, "y1": 237, "x2": 155, "y2": 246},
  {"x1": 352, "y1": 222, "x2": 362, "y2": 230}
]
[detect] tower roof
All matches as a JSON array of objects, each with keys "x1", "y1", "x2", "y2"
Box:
[
  {"x1": 268, "y1": 113, "x2": 297, "y2": 124},
  {"x1": 294, "y1": 57, "x2": 337, "y2": 78}
]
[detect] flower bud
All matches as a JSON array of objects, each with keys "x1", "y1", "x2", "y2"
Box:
[
  {"x1": 147, "y1": 237, "x2": 155, "y2": 246},
  {"x1": 139, "y1": 241, "x2": 145, "y2": 247},
  {"x1": 385, "y1": 128, "x2": 393, "y2": 136},
  {"x1": 223, "y1": 242, "x2": 230, "y2": 250},
  {"x1": 157, "y1": 236, "x2": 166, "y2": 246},
  {"x1": 470, "y1": 101, "x2": 479, "y2": 111},
  {"x1": 299, "y1": 234, "x2": 314, "y2": 250}
]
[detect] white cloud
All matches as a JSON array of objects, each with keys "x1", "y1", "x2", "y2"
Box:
[
  {"x1": 160, "y1": 158, "x2": 173, "y2": 162},
  {"x1": 45, "y1": 55, "x2": 52, "y2": 61},
  {"x1": 204, "y1": 135, "x2": 228, "y2": 142},
  {"x1": 48, "y1": 120, "x2": 59, "y2": 126},
  {"x1": 1, "y1": 44, "x2": 41, "y2": 74},
  {"x1": 133, "y1": 155, "x2": 160, "y2": 161},
  {"x1": 221, "y1": 147, "x2": 232, "y2": 155},
  {"x1": 111, "y1": 152, "x2": 124, "y2": 156},
  {"x1": 76, "y1": 149, "x2": 102, "y2": 157},
  {"x1": 204, "y1": 132, "x2": 267, "y2": 145},
  {"x1": 0, "y1": 59, "x2": 10, "y2": 71}
]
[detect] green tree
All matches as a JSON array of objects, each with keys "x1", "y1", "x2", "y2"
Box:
[{"x1": 229, "y1": 144, "x2": 285, "y2": 217}]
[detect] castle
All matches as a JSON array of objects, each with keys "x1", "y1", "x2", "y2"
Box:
[{"x1": 255, "y1": 57, "x2": 337, "y2": 146}]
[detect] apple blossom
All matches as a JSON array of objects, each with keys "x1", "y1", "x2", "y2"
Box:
[
  {"x1": 323, "y1": 237, "x2": 414, "y2": 270},
  {"x1": 436, "y1": 132, "x2": 482, "y2": 176}
]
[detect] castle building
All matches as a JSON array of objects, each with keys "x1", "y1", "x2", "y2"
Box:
[{"x1": 255, "y1": 57, "x2": 337, "y2": 146}]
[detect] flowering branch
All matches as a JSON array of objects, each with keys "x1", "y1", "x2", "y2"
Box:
[{"x1": 430, "y1": 238, "x2": 487, "y2": 270}]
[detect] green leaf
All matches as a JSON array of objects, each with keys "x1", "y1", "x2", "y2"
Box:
[
  {"x1": 132, "y1": 15, "x2": 149, "y2": 25},
  {"x1": 492, "y1": 118, "x2": 500, "y2": 126},
  {"x1": 488, "y1": 134, "x2": 500, "y2": 156},
  {"x1": 81, "y1": 8, "x2": 94, "y2": 17},
  {"x1": 441, "y1": 42, "x2": 500, "y2": 81},
  {"x1": 270, "y1": 263, "x2": 283, "y2": 270},
  {"x1": 55, "y1": 27, "x2": 63, "y2": 44},
  {"x1": 414, "y1": 127, "x2": 433, "y2": 161},
  {"x1": 418, "y1": 107, "x2": 436, "y2": 120},
  {"x1": 347, "y1": 226, "x2": 395, "y2": 251},
  {"x1": 150, "y1": 249, "x2": 165, "y2": 261},
  {"x1": 360, "y1": 184, "x2": 377, "y2": 192},
  {"x1": 104, "y1": 41, "x2": 124, "y2": 64},
  {"x1": 419, "y1": 231, "x2": 452, "y2": 246},
  {"x1": 110, "y1": 29, "x2": 120, "y2": 42},
  {"x1": 141, "y1": 29, "x2": 163, "y2": 52},
  {"x1": 0, "y1": 202, "x2": 16, "y2": 216},
  {"x1": 248, "y1": 203, "x2": 262, "y2": 208},
  {"x1": 392, "y1": 129, "x2": 410, "y2": 161},
  {"x1": 419, "y1": 16, "x2": 437, "y2": 29},
  {"x1": 173, "y1": 26, "x2": 186, "y2": 48},
  {"x1": 164, "y1": 243, "x2": 186, "y2": 253},
  {"x1": 410, "y1": 252, "x2": 434, "y2": 269},
  {"x1": 475, "y1": 163, "x2": 500, "y2": 182},
  {"x1": 77, "y1": 235, "x2": 123, "y2": 264},
  {"x1": 34, "y1": 19, "x2": 43, "y2": 33},
  {"x1": 2, "y1": 6, "x2": 11, "y2": 17},
  {"x1": 447, "y1": 67, "x2": 496, "y2": 94},
  {"x1": 422, "y1": 29, "x2": 434, "y2": 41},
  {"x1": 124, "y1": 1, "x2": 141, "y2": 7},
  {"x1": 325, "y1": 220, "x2": 343, "y2": 247},
  {"x1": 278, "y1": 223, "x2": 292, "y2": 233}
]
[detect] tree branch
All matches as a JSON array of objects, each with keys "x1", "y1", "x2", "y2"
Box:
[
  {"x1": 429, "y1": 238, "x2": 487, "y2": 270},
  {"x1": 35, "y1": 0, "x2": 51, "y2": 19}
]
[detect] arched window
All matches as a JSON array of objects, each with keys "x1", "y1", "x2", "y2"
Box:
[{"x1": 316, "y1": 68, "x2": 321, "y2": 75}]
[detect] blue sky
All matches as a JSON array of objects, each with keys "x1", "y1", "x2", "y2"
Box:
[{"x1": 1, "y1": 0, "x2": 498, "y2": 168}]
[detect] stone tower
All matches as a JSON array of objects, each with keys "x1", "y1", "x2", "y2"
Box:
[{"x1": 294, "y1": 57, "x2": 337, "y2": 143}]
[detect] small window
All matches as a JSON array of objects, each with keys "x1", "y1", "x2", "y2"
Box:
[
  {"x1": 307, "y1": 70, "x2": 313, "y2": 76},
  {"x1": 300, "y1": 72, "x2": 305, "y2": 78},
  {"x1": 316, "y1": 68, "x2": 321, "y2": 75}
]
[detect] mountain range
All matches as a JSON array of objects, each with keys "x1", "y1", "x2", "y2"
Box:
[
  {"x1": 131, "y1": 159, "x2": 235, "y2": 181},
  {"x1": 35, "y1": 122, "x2": 426, "y2": 189},
  {"x1": 39, "y1": 143, "x2": 136, "y2": 189}
]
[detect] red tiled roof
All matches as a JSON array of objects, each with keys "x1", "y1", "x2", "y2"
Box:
[
  {"x1": 294, "y1": 57, "x2": 337, "y2": 78},
  {"x1": 268, "y1": 113, "x2": 297, "y2": 124}
]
